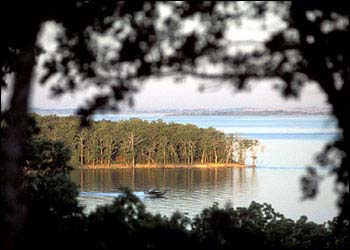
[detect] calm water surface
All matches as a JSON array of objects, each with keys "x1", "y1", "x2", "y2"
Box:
[{"x1": 70, "y1": 115, "x2": 339, "y2": 223}]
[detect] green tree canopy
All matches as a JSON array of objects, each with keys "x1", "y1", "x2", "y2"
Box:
[{"x1": 32, "y1": 114, "x2": 259, "y2": 167}]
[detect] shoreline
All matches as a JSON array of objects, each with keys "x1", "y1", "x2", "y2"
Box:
[{"x1": 79, "y1": 163, "x2": 252, "y2": 169}]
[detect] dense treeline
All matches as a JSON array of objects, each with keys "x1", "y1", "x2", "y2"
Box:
[{"x1": 33, "y1": 114, "x2": 260, "y2": 167}]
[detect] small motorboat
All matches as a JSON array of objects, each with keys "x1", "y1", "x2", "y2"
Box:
[{"x1": 144, "y1": 188, "x2": 168, "y2": 198}]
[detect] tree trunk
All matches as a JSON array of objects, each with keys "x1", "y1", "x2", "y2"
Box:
[
  {"x1": 163, "y1": 147, "x2": 166, "y2": 165},
  {"x1": 1, "y1": 44, "x2": 36, "y2": 250},
  {"x1": 130, "y1": 132, "x2": 135, "y2": 167},
  {"x1": 214, "y1": 147, "x2": 218, "y2": 164},
  {"x1": 226, "y1": 144, "x2": 233, "y2": 164},
  {"x1": 189, "y1": 143, "x2": 194, "y2": 164},
  {"x1": 86, "y1": 146, "x2": 90, "y2": 164},
  {"x1": 100, "y1": 145, "x2": 103, "y2": 165},
  {"x1": 123, "y1": 145, "x2": 127, "y2": 165},
  {"x1": 80, "y1": 136, "x2": 84, "y2": 165}
]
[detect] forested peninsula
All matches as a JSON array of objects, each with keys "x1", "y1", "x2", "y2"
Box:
[{"x1": 32, "y1": 114, "x2": 260, "y2": 168}]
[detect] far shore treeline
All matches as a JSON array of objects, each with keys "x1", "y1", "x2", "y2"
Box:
[{"x1": 31, "y1": 114, "x2": 260, "y2": 167}]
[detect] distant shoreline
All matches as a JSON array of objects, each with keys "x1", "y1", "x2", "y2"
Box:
[
  {"x1": 165, "y1": 112, "x2": 330, "y2": 116},
  {"x1": 79, "y1": 163, "x2": 250, "y2": 169},
  {"x1": 31, "y1": 107, "x2": 331, "y2": 117}
]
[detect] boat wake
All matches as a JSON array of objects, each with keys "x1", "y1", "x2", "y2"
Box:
[
  {"x1": 80, "y1": 190, "x2": 168, "y2": 199},
  {"x1": 80, "y1": 191, "x2": 144, "y2": 198}
]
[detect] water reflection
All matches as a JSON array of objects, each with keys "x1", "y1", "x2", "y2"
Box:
[
  {"x1": 71, "y1": 168, "x2": 258, "y2": 217},
  {"x1": 70, "y1": 167, "x2": 337, "y2": 222},
  {"x1": 73, "y1": 168, "x2": 256, "y2": 192}
]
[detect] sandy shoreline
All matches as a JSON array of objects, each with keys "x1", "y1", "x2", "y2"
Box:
[{"x1": 79, "y1": 163, "x2": 252, "y2": 169}]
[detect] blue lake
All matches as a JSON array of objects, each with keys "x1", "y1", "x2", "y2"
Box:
[{"x1": 68, "y1": 114, "x2": 340, "y2": 223}]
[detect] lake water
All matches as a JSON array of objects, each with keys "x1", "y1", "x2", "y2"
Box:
[{"x1": 69, "y1": 114, "x2": 340, "y2": 223}]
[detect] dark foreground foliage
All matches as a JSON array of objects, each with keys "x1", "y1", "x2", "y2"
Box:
[{"x1": 14, "y1": 172, "x2": 349, "y2": 250}]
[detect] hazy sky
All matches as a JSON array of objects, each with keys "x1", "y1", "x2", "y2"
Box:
[{"x1": 16, "y1": 76, "x2": 327, "y2": 111}]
